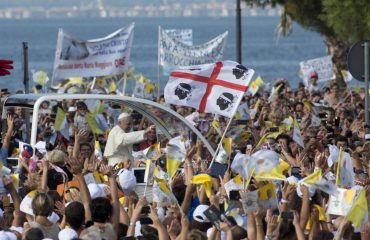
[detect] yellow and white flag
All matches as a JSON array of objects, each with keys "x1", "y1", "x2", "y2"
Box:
[
  {"x1": 32, "y1": 70, "x2": 49, "y2": 85},
  {"x1": 301, "y1": 169, "x2": 339, "y2": 196},
  {"x1": 144, "y1": 143, "x2": 161, "y2": 160},
  {"x1": 166, "y1": 143, "x2": 185, "y2": 179},
  {"x1": 346, "y1": 188, "x2": 368, "y2": 229},
  {"x1": 292, "y1": 118, "x2": 304, "y2": 148},
  {"x1": 248, "y1": 75, "x2": 264, "y2": 96}
]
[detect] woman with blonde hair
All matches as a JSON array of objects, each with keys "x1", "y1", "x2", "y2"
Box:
[{"x1": 27, "y1": 192, "x2": 60, "y2": 239}]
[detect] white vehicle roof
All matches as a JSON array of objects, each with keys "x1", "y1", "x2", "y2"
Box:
[{"x1": 2, "y1": 94, "x2": 215, "y2": 156}]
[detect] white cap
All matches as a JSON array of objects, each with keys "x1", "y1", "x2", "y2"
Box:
[
  {"x1": 20, "y1": 193, "x2": 34, "y2": 216},
  {"x1": 58, "y1": 228, "x2": 78, "y2": 240},
  {"x1": 68, "y1": 106, "x2": 76, "y2": 112},
  {"x1": 118, "y1": 169, "x2": 137, "y2": 195},
  {"x1": 34, "y1": 141, "x2": 47, "y2": 154},
  {"x1": 193, "y1": 204, "x2": 210, "y2": 223},
  {"x1": 118, "y1": 112, "x2": 131, "y2": 121},
  {"x1": 87, "y1": 183, "x2": 107, "y2": 199}
]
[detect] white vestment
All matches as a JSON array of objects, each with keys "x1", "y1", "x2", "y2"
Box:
[{"x1": 104, "y1": 125, "x2": 145, "y2": 166}]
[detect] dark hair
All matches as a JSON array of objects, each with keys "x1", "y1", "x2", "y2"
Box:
[
  {"x1": 80, "y1": 142, "x2": 92, "y2": 151},
  {"x1": 66, "y1": 201, "x2": 85, "y2": 230},
  {"x1": 24, "y1": 228, "x2": 44, "y2": 240},
  {"x1": 76, "y1": 101, "x2": 88, "y2": 110},
  {"x1": 312, "y1": 230, "x2": 334, "y2": 240},
  {"x1": 141, "y1": 225, "x2": 158, "y2": 237},
  {"x1": 117, "y1": 223, "x2": 128, "y2": 239},
  {"x1": 172, "y1": 181, "x2": 186, "y2": 205},
  {"x1": 90, "y1": 197, "x2": 112, "y2": 223},
  {"x1": 335, "y1": 135, "x2": 348, "y2": 144}
]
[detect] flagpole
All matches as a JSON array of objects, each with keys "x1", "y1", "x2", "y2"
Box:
[
  {"x1": 157, "y1": 26, "x2": 161, "y2": 99},
  {"x1": 122, "y1": 72, "x2": 127, "y2": 96},
  {"x1": 335, "y1": 147, "x2": 343, "y2": 186},
  {"x1": 157, "y1": 64, "x2": 161, "y2": 98},
  {"x1": 208, "y1": 115, "x2": 234, "y2": 169}
]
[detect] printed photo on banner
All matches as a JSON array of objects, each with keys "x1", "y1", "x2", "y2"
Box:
[{"x1": 53, "y1": 23, "x2": 135, "y2": 79}]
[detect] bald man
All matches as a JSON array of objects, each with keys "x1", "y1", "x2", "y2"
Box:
[{"x1": 104, "y1": 113, "x2": 155, "y2": 166}]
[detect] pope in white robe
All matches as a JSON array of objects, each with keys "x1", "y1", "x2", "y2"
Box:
[{"x1": 104, "y1": 112, "x2": 155, "y2": 166}]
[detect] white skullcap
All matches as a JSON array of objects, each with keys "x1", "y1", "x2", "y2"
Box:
[
  {"x1": 0, "y1": 231, "x2": 16, "y2": 240},
  {"x1": 88, "y1": 183, "x2": 107, "y2": 199},
  {"x1": 118, "y1": 169, "x2": 137, "y2": 195},
  {"x1": 193, "y1": 204, "x2": 210, "y2": 223},
  {"x1": 58, "y1": 228, "x2": 78, "y2": 240},
  {"x1": 118, "y1": 112, "x2": 131, "y2": 121}
]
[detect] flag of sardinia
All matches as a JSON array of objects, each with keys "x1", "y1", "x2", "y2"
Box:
[{"x1": 164, "y1": 61, "x2": 254, "y2": 118}]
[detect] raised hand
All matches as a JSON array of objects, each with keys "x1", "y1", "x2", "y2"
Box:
[
  {"x1": 100, "y1": 164, "x2": 115, "y2": 178},
  {"x1": 67, "y1": 156, "x2": 84, "y2": 175}
]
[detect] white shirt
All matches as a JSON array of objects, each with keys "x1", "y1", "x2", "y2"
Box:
[{"x1": 104, "y1": 125, "x2": 145, "y2": 166}]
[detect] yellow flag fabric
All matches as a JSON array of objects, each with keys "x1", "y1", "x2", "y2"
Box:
[
  {"x1": 95, "y1": 141, "x2": 101, "y2": 153},
  {"x1": 223, "y1": 138, "x2": 232, "y2": 155},
  {"x1": 166, "y1": 141, "x2": 185, "y2": 179},
  {"x1": 119, "y1": 197, "x2": 125, "y2": 204},
  {"x1": 279, "y1": 160, "x2": 291, "y2": 172},
  {"x1": 306, "y1": 204, "x2": 327, "y2": 230},
  {"x1": 354, "y1": 84, "x2": 361, "y2": 93},
  {"x1": 155, "y1": 178, "x2": 171, "y2": 193},
  {"x1": 167, "y1": 159, "x2": 181, "y2": 180},
  {"x1": 256, "y1": 133, "x2": 268, "y2": 148},
  {"x1": 336, "y1": 147, "x2": 343, "y2": 186},
  {"x1": 55, "y1": 108, "x2": 66, "y2": 131},
  {"x1": 303, "y1": 101, "x2": 313, "y2": 113},
  {"x1": 255, "y1": 165, "x2": 286, "y2": 181},
  {"x1": 191, "y1": 174, "x2": 212, "y2": 198},
  {"x1": 211, "y1": 118, "x2": 222, "y2": 136},
  {"x1": 109, "y1": 81, "x2": 117, "y2": 92},
  {"x1": 259, "y1": 182, "x2": 276, "y2": 201},
  {"x1": 67, "y1": 77, "x2": 84, "y2": 86},
  {"x1": 145, "y1": 83, "x2": 156, "y2": 93},
  {"x1": 85, "y1": 113, "x2": 103, "y2": 134},
  {"x1": 254, "y1": 76, "x2": 264, "y2": 86},
  {"x1": 11, "y1": 174, "x2": 19, "y2": 189},
  {"x1": 233, "y1": 175, "x2": 243, "y2": 185},
  {"x1": 346, "y1": 189, "x2": 368, "y2": 229},
  {"x1": 303, "y1": 169, "x2": 322, "y2": 185},
  {"x1": 34, "y1": 70, "x2": 48, "y2": 85},
  {"x1": 145, "y1": 143, "x2": 161, "y2": 160}
]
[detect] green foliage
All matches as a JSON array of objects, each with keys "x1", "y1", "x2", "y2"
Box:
[
  {"x1": 244, "y1": 0, "x2": 370, "y2": 43},
  {"x1": 321, "y1": 0, "x2": 370, "y2": 43}
]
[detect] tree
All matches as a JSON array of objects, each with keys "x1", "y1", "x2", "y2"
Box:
[{"x1": 244, "y1": 0, "x2": 370, "y2": 87}]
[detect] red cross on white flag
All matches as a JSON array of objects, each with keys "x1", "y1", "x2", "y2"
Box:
[{"x1": 164, "y1": 60, "x2": 254, "y2": 118}]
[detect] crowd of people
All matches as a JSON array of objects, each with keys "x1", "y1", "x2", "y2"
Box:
[{"x1": 0, "y1": 71, "x2": 369, "y2": 240}]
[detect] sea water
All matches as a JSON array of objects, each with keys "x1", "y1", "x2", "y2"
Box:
[{"x1": 0, "y1": 16, "x2": 327, "y2": 92}]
